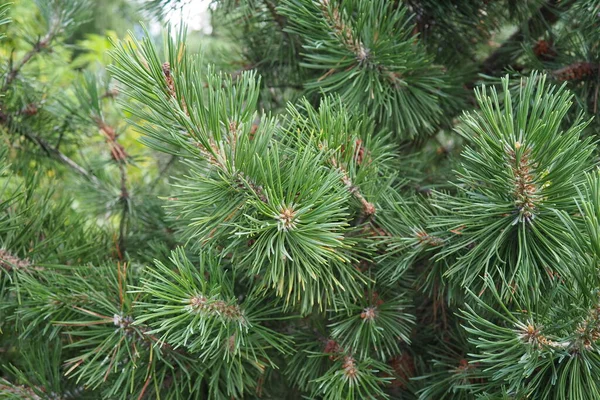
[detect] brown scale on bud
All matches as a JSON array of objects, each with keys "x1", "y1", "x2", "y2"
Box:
[
  {"x1": 0, "y1": 249, "x2": 31, "y2": 271},
  {"x1": 21, "y1": 103, "x2": 38, "y2": 116},
  {"x1": 110, "y1": 142, "x2": 128, "y2": 162},
  {"x1": 101, "y1": 88, "x2": 119, "y2": 99},
  {"x1": 453, "y1": 359, "x2": 485, "y2": 384},
  {"x1": 436, "y1": 144, "x2": 451, "y2": 155},
  {"x1": 96, "y1": 120, "x2": 128, "y2": 162},
  {"x1": 249, "y1": 123, "x2": 259, "y2": 140},
  {"x1": 342, "y1": 356, "x2": 358, "y2": 379},
  {"x1": 189, "y1": 295, "x2": 208, "y2": 311},
  {"x1": 324, "y1": 339, "x2": 342, "y2": 360},
  {"x1": 163, "y1": 61, "x2": 189, "y2": 115},
  {"x1": 340, "y1": 139, "x2": 368, "y2": 166},
  {"x1": 276, "y1": 206, "x2": 297, "y2": 232},
  {"x1": 455, "y1": 359, "x2": 470, "y2": 372},
  {"x1": 163, "y1": 62, "x2": 176, "y2": 97},
  {"x1": 354, "y1": 139, "x2": 366, "y2": 165},
  {"x1": 516, "y1": 321, "x2": 559, "y2": 349},
  {"x1": 361, "y1": 306, "x2": 377, "y2": 321},
  {"x1": 552, "y1": 62, "x2": 598, "y2": 82}
]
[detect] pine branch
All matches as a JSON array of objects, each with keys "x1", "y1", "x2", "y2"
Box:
[
  {"x1": 280, "y1": 0, "x2": 459, "y2": 136},
  {"x1": 1, "y1": 32, "x2": 54, "y2": 92},
  {"x1": 18, "y1": 127, "x2": 101, "y2": 187},
  {"x1": 481, "y1": 0, "x2": 567, "y2": 74},
  {"x1": 432, "y1": 73, "x2": 595, "y2": 301},
  {"x1": 0, "y1": 3, "x2": 69, "y2": 93}
]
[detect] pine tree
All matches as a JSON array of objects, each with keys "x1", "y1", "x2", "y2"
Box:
[{"x1": 2, "y1": 0, "x2": 600, "y2": 399}]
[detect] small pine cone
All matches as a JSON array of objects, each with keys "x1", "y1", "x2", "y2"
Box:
[
  {"x1": 533, "y1": 39, "x2": 556, "y2": 61},
  {"x1": 323, "y1": 339, "x2": 342, "y2": 360},
  {"x1": 369, "y1": 291, "x2": 385, "y2": 306},
  {"x1": 552, "y1": 62, "x2": 598, "y2": 81},
  {"x1": 22, "y1": 103, "x2": 38, "y2": 116}
]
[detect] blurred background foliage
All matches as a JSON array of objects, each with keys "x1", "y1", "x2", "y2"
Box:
[{"x1": 0, "y1": 0, "x2": 231, "y2": 226}]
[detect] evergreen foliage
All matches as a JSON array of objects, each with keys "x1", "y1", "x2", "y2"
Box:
[{"x1": 2, "y1": 0, "x2": 600, "y2": 399}]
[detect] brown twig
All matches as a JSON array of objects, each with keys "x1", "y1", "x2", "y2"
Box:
[{"x1": 93, "y1": 117, "x2": 129, "y2": 257}]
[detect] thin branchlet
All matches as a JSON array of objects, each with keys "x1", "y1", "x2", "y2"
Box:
[
  {"x1": 514, "y1": 315, "x2": 600, "y2": 352},
  {"x1": 318, "y1": 0, "x2": 369, "y2": 63},
  {"x1": 318, "y1": 0, "x2": 403, "y2": 90},
  {"x1": 414, "y1": 230, "x2": 444, "y2": 246},
  {"x1": 330, "y1": 156, "x2": 375, "y2": 215}
]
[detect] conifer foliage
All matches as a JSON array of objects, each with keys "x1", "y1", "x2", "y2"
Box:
[{"x1": 3, "y1": 0, "x2": 600, "y2": 399}]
